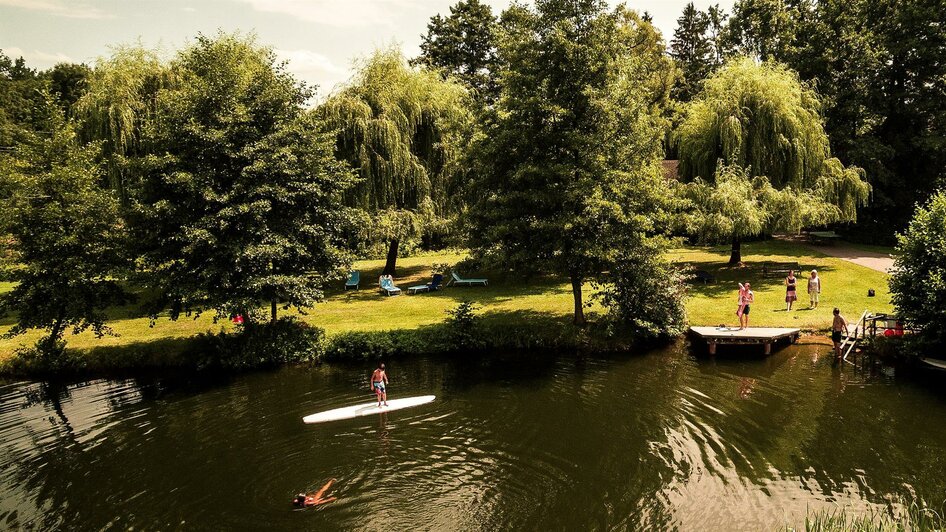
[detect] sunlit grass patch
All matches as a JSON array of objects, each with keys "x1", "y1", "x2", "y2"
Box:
[{"x1": 0, "y1": 241, "x2": 894, "y2": 361}]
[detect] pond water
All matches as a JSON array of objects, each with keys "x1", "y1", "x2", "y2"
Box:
[{"x1": 2, "y1": 341, "x2": 946, "y2": 530}]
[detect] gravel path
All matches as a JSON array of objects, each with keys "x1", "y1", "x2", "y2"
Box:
[{"x1": 802, "y1": 243, "x2": 895, "y2": 273}]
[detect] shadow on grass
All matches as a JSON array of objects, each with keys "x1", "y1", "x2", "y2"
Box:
[{"x1": 682, "y1": 258, "x2": 839, "y2": 300}]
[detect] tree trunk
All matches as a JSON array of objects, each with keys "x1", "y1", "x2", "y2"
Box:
[
  {"x1": 729, "y1": 236, "x2": 742, "y2": 265},
  {"x1": 382, "y1": 239, "x2": 399, "y2": 277},
  {"x1": 571, "y1": 274, "x2": 586, "y2": 326},
  {"x1": 271, "y1": 299, "x2": 277, "y2": 324}
]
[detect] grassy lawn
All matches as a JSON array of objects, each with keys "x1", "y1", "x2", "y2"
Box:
[
  {"x1": 671, "y1": 239, "x2": 893, "y2": 330},
  {"x1": 0, "y1": 241, "x2": 893, "y2": 361}
]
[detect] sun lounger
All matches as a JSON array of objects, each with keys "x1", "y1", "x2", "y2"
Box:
[
  {"x1": 379, "y1": 275, "x2": 401, "y2": 296},
  {"x1": 345, "y1": 271, "x2": 360, "y2": 290},
  {"x1": 448, "y1": 271, "x2": 488, "y2": 287},
  {"x1": 407, "y1": 274, "x2": 444, "y2": 295}
]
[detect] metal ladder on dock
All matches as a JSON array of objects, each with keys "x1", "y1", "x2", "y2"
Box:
[{"x1": 841, "y1": 310, "x2": 870, "y2": 363}]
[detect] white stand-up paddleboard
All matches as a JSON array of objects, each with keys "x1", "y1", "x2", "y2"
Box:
[{"x1": 303, "y1": 395, "x2": 436, "y2": 424}]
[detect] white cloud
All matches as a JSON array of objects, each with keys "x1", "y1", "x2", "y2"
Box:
[
  {"x1": 0, "y1": 0, "x2": 113, "y2": 19},
  {"x1": 3, "y1": 46, "x2": 76, "y2": 67},
  {"x1": 237, "y1": 0, "x2": 427, "y2": 28},
  {"x1": 275, "y1": 48, "x2": 349, "y2": 94}
]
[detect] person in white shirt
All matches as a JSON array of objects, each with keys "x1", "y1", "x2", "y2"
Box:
[{"x1": 807, "y1": 270, "x2": 821, "y2": 309}]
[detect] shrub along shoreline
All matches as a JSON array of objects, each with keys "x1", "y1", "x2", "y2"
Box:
[{"x1": 0, "y1": 241, "x2": 893, "y2": 380}]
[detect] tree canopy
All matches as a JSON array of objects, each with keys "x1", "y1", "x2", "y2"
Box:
[
  {"x1": 670, "y1": 2, "x2": 714, "y2": 102},
  {"x1": 675, "y1": 57, "x2": 870, "y2": 263},
  {"x1": 318, "y1": 48, "x2": 473, "y2": 275},
  {"x1": 889, "y1": 191, "x2": 946, "y2": 346},
  {"x1": 75, "y1": 45, "x2": 172, "y2": 203},
  {"x1": 133, "y1": 33, "x2": 355, "y2": 324},
  {"x1": 0, "y1": 99, "x2": 129, "y2": 355},
  {"x1": 413, "y1": 0, "x2": 500, "y2": 105},
  {"x1": 466, "y1": 0, "x2": 676, "y2": 325}
]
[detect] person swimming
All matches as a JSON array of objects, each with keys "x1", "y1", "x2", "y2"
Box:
[{"x1": 292, "y1": 478, "x2": 337, "y2": 508}]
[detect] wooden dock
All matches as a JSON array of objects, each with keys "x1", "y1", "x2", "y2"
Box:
[{"x1": 689, "y1": 326, "x2": 801, "y2": 355}]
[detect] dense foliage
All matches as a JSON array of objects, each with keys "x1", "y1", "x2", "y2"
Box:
[
  {"x1": 705, "y1": 0, "x2": 946, "y2": 238},
  {"x1": 594, "y1": 244, "x2": 689, "y2": 339},
  {"x1": 675, "y1": 58, "x2": 870, "y2": 263},
  {"x1": 75, "y1": 46, "x2": 171, "y2": 203},
  {"x1": 0, "y1": 102, "x2": 129, "y2": 355},
  {"x1": 319, "y1": 48, "x2": 473, "y2": 275},
  {"x1": 889, "y1": 191, "x2": 946, "y2": 346},
  {"x1": 134, "y1": 34, "x2": 356, "y2": 324},
  {"x1": 412, "y1": 0, "x2": 500, "y2": 105},
  {"x1": 467, "y1": 0, "x2": 677, "y2": 326}
]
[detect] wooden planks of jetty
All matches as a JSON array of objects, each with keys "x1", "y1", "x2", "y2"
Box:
[{"x1": 689, "y1": 326, "x2": 801, "y2": 355}]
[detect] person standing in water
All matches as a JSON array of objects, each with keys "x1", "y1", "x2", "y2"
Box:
[
  {"x1": 369, "y1": 362, "x2": 389, "y2": 407},
  {"x1": 807, "y1": 270, "x2": 821, "y2": 309},
  {"x1": 785, "y1": 270, "x2": 797, "y2": 311},
  {"x1": 831, "y1": 308, "x2": 849, "y2": 360}
]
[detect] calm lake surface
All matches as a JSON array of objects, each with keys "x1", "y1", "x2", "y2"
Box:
[{"x1": 2, "y1": 341, "x2": 946, "y2": 531}]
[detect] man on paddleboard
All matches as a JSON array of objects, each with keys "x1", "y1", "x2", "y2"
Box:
[{"x1": 370, "y1": 363, "x2": 389, "y2": 407}]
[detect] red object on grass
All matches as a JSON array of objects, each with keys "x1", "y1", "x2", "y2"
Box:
[{"x1": 232, "y1": 315, "x2": 244, "y2": 325}]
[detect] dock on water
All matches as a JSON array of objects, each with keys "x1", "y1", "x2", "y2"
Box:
[{"x1": 689, "y1": 326, "x2": 801, "y2": 355}]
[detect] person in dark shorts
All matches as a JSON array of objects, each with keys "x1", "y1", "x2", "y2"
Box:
[
  {"x1": 739, "y1": 283, "x2": 754, "y2": 330},
  {"x1": 831, "y1": 308, "x2": 848, "y2": 359}
]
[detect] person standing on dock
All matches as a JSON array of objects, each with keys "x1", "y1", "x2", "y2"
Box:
[
  {"x1": 831, "y1": 308, "x2": 849, "y2": 360},
  {"x1": 807, "y1": 270, "x2": 821, "y2": 309},
  {"x1": 737, "y1": 283, "x2": 754, "y2": 330},
  {"x1": 785, "y1": 271, "x2": 798, "y2": 311}
]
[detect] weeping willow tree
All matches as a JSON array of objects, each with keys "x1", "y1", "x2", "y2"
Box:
[
  {"x1": 675, "y1": 57, "x2": 870, "y2": 263},
  {"x1": 318, "y1": 47, "x2": 473, "y2": 275},
  {"x1": 74, "y1": 45, "x2": 172, "y2": 204}
]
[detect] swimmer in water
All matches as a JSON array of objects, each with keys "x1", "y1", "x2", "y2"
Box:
[{"x1": 292, "y1": 478, "x2": 337, "y2": 508}]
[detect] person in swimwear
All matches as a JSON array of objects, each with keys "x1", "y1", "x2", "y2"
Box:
[
  {"x1": 293, "y1": 478, "x2": 337, "y2": 508},
  {"x1": 369, "y1": 362, "x2": 389, "y2": 407},
  {"x1": 831, "y1": 308, "x2": 849, "y2": 360},
  {"x1": 737, "y1": 282, "x2": 754, "y2": 330}
]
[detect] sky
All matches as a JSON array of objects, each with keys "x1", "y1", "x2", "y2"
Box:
[{"x1": 0, "y1": 0, "x2": 734, "y2": 99}]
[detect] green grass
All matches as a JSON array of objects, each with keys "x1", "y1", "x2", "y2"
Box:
[
  {"x1": 672, "y1": 239, "x2": 893, "y2": 331},
  {"x1": 788, "y1": 502, "x2": 946, "y2": 531},
  {"x1": 0, "y1": 241, "x2": 894, "y2": 362}
]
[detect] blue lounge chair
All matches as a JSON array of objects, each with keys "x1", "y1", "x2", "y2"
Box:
[
  {"x1": 448, "y1": 271, "x2": 488, "y2": 287},
  {"x1": 379, "y1": 275, "x2": 401, "y2": 296},
  {"x1": 345, "y1": 271, "x2": 360, "y2": 290},
  {"x1": 407, "y1": 273, "x2": 444, "y2": 295}
]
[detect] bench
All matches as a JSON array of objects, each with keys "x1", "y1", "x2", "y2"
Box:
[
  {"x1": 761, "y1": 261, "x2": 800, "y2": 279},
  {"x1": 808, "y1": 231, "x2": 841, "y2": 245}
]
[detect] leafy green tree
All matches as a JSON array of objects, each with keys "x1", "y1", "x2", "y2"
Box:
[
  {"x1": 413, "y1": 0, "x2": 500, "y2": 104},
  {"x1": 675, "y1": 58, "x2": 870, "y2": 263},
  {"x1": 75, "y1": 45, "x2": 171, "y2": 204},
  {"x1": 319, "y1": 48, "x2": 473, "y2": 276},
  {"x1": 706, "y1": 4, "x2": 730, "y2": 66},
  {"x1": 135, "y1": 33, "x2": 355, "y2": 324},
  {"x1": 594, "y1": 241, "x2": 688, "y2": 339},
  {"x1": 0, "y1": 50, "x2": 46, "y2": 147},
  {"x1": 670, "y1": 2, "x2": 713, "y2": 102},
  {"x1": 0, "y1": 98, "x2": 129, "y2": 356},
  {"x1": 467, "y1": 0, "x2": 676, "y2": 325},
  {"x1": 43, "y1": 62, "x2": 91, "y2": 113},
  {"x1": 859, "y1": 0, "x2": 946, "y2": 234},
  {"x1": 889, "y1": 191, "x2": 946, "y2": 345},
  {"x1": 723, "y1": 0, "x2": 800, "y2": 62}
]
